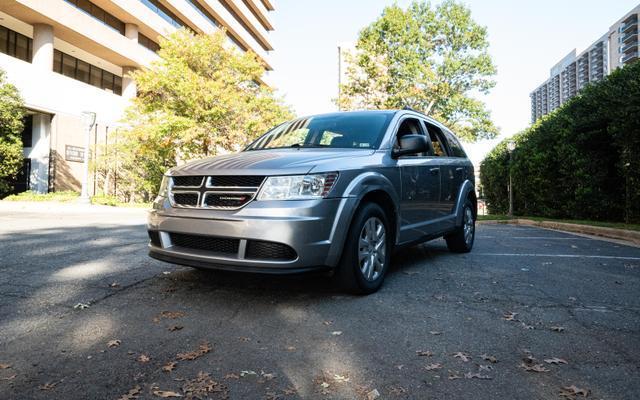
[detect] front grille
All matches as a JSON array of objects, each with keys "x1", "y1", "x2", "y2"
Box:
[
  {"x1": 168, "y1": 175, "x2": 264, "y2": 210},
  {"x1": 172, "y1": 176, "x2": 204, "y2": 187},
  {"x1": 207, "y1": 176, "x2": 265, "y2": 187},
  {"x1": 172, "y1": 192, "x2": 199, "y2": 207},
  {"x1": 170, "y1": 233, "x2": 239, "y2": 254},
  {"x1": 148, "y1": 230, "x2": 161, "y2": 247},
  {"x1": 246, "y1": 240, "x2": 297, "y2": 261},
  {"x1": 203, "y1": 193, "x2": 253, "y2": 209}
]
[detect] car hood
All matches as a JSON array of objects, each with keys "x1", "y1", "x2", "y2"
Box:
[{"x1": 169, "y1": 148, "x2": 376, "y2": 176}]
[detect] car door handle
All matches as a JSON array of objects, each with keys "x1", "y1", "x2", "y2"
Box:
[
  {"x1": 430, "y1": 168, "x2": 440, "y2": 175},
  {"x1": 455, "y1": 167, "x2": 464, "y2": 174}
]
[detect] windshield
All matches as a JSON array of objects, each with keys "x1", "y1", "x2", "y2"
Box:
[{"x1": 245, "y1": 112, "x2": 394, "y2": 151}]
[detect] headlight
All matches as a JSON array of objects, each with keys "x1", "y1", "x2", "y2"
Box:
[
  {"x1": 157, "y1": 175, "x2": 172, "y2": 198},
  {"x1": 257, "y1": 173, "x2": 338, "y2": 200}
]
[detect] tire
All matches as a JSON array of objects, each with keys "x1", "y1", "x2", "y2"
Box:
[
  {"x1": 445, "y1": 199, "x2": 475, "y2": 253},
  {"x1": 335, "y1": 202, "x2": 392, "y2": 295}
]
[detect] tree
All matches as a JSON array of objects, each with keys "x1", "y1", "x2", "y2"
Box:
[
  {"x1": 103, "y1": 29, "x2": 292, "y2": 201},
  {"x1": 0, "y1": 69, "x2": 25, "y2": 197},
  {"x1": 338, "y1": 0, "x2": 498, "y2": 142}
]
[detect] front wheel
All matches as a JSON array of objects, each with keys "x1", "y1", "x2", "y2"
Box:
[
  {"x1": 445, "y1": 200, "x2": 475, "y2": 253},
  {"x1": 335, "y1": 202, "x2": 392, "y2": 294}
]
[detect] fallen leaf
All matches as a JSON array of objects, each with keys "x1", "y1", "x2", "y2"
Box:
[
  {"x1": 182, "y1": 372, "x2": 223, "y2": 399},
  {"x1": 323, "y1": 320, "x2": 333, "y2": 326},
  {"x1": 152, "y1": 390, "x2": 182, "y2": 398},
  {"x1": 464, "y1": 372, "x2": 492, "y2": 380},
  {"x1": 389, "y1": 386, "x2": 407, "y2": 396},
  {"x1": 137, "y1": 354, "x2": 151, "y2": 363},
  {"x1": 39, "y1": 381, "x2": 60, "y2": 391},
  {"x1": 107, "y1": 339, "x2": 121, "y2": 348},
  {"x1": 0, "y1": 364, "x2": 11, "y2": 369},
  {"x1": 544, "y1": 357, "x2": 568, "y2": 365},
  {"x1": 433, "y1": 294, "x2": 444, "y2": 300},
  {"x1": 157, "y1": 311, "x2": 185, "y2": 321},
  {"x1": 117, "y1": 385, "x2": 141, "y2": 400},
  {"x1": 282, "y1": 386, "x2": 297, "y2": 395},
  {"x1": 560, "y1": 385, "x2": 590, "y2": 398},
  {"x1": 520, "y1": 363, "x2": 549, "y2": 373},
  {"x1": 1, "y1": 374, "x2": 16, "y2": 381},
  {"x1": 239, "y1": 337, "x2": 251, "y2": 342},
  {"x1": 331, "y1": 331, "x2": 343, "y2": 336},
  {"x1": 240, "y1": 370, "x2": 257, "y2": 377},
  {"x1": 168, "y1": 326, "x2": 183, "y2": 332},
  {"x1": 366, "y1": 388, "x2": 380, "y2": 400},
  {"x1": 285, "y1": 346, "x2": 296, "y2": 351},
  {"x1": 452, "y1": 352, "x2": 471, "y2": 362},
  {"x1": 429, "y1": 331, "x2": 442, "y2": 335},
  {"x1": 224, "y1": 373, "x2": 240, "y2": 380},
  {"x1": 502, "y1": 311, "x2": 518, "y2": 321},
  {"x1": 416, "y1": 350, "x2": 433, "y2": 357},
  {"x1": 176, "y1": 341, "x2": 211, "y2": 361},
  {"x1": 162, "y1": 362, "x2": 177, "y2": 372},
  {"x1": 110, "y1": 282, "x2": 120, "y2": 288},
  {"x1": 425, "y1": 363, "x2": 442, "y2": 371},
  {"x1": 448, "y1": 371, "x2": 461, "y2": 380},
  {"x1": 550, "y1": 326, "x2": 565, "y2": 332},
  {"x1": 333, "y1": 374, "x2": 349, "y2": 383},
  {"x1": 320, "y1": 382, "x2": 330, "y2": 388},
  {"x1": 74, "y1": 303, "x2": 90, "y2": 310},
  {"x1": 261, "y1": 371, "x2": 277, "y2": 381},
  {"x1": 480, "y1": 354, "x2": 498, "y2": 363}
]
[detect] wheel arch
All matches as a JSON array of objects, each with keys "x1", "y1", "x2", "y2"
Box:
[{"x1": 454, "y1": 180, "x2": 477, "y2": 226}]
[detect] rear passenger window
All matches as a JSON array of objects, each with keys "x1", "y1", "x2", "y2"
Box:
[
  {"x1": 443, "y1": 130, "x2": 467, "y2": 158},
  {"x1": 425, "y1": 123, "x2": 448, "y2": 157}
]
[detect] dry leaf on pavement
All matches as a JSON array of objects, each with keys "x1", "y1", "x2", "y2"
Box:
[
  {"x1": 117, "y1": 385, "x2": 141, "y2": 400},
  {"x1": 416, "y1": 350, "x2": 433, "y2": 357},
  {"x1": 331, "y1": 331, "x2": 343, "y2": 336},
  {"x1": 182, "y1": 372, "x2": 224, "y2": 399},
  {"x1": 224, "y1": 373, "x2": 240, "y2": 380},
  {"x1": 332, "y1": 374, "x2": 349, "y2": 383},
  {"x1": 425, "y1": 363, "x2": 442, "y2": 371},
  {"x1": 154, "y1": 311, "x2": 185, "y2": 323},
  {"x1": 502, "y1": 311, "x2": 518, "y2": 321},
  {"x1": 560, "y1": 385, "x2": 590, "y2": 398},
  {"x1": 480, "y1": 354, "x2": 498, "y2": 363},
  {"x1": 39, "y1": 381, "x2": 60, "y2": 391},
  {"x1": 107, "y1": 339, "x2": 121, "y2": 348},
  {"x1": 550, "y1": 326, "x2": 566, "y2": 332},
  {"x1": 0, "y1": 363, "x2": 11, "y2": 369},
  {"x1": 152, "y1": 390, "x2": 183, "y2": 398},
  {"x1": 429, "y1": 331, "x2": 442, "y2": 335},
  {"x1": 168, "y1": 326, "x2": 183, "y2": 332},
  {"x1": 448, "y1": 370, "x2": 461, "y2": 380},
  {"x1": 137, "y1": 354, "x2": 151, "y2": 363},
  {"x1": 452, "y1": 352, "x2": 471, "y2": 362},
  {"x1": 2, "y1": 375, "x2": 17, "y2": 381},
  {"x1": 162, "y1": 362, "x2": 177, "y2": 372},
  {"x1": 464, "y1": 372, "x2": 492, "y2": 380},
  {"x1": 366, "y1": 389, "x2": 380, "y2": 400},
  {"x1": 176, "y1": 341, "x2": 211, "y2": 361},
  {"x1": 544, "y1": 357, "x2": 568, "y2": 365},
  {"x1": 520, "y1": 363, "x2": 549, "y2": 372}
]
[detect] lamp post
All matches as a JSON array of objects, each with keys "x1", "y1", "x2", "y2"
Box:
[
  {"x1": 507, "y1": 140, "x2": 516, "y2": 217},
  {"x1": 79, "y1": 111, "x2": 96, "y2": 204}
]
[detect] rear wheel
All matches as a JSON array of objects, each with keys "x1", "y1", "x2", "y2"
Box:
[
  {"x1": 445, "y1": 199, "x2": 475, "y2": 253},
  {"x1": 335, "y1": 202, "x2": 392, "y2": 294}
]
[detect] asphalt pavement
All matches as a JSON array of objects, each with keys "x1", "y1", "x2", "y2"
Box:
[{"x1": 0, "y1": 201, "x2": 639, "y2": 400}]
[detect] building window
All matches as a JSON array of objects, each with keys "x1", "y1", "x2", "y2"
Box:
[
  {"x1": 138, "y1": 32, "x2": 160, "y2": 52},
  {"x1": 21, "y1": 115, "x2": 33, "y2": 148},
  {"x1": 53, "y1": 49, "x2": 122, "y2": 95},
  {"x1": 0, "y1": 25, "x2": 32, "y2": 62},
  {"x1": 64, "y1": 0, "x2": 125, "y2": 35},
  {"x1": 140, "y1": 0, "x2": 187, "y2": 29}
]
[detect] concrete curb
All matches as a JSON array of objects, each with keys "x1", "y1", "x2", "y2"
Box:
[{"x1": 479, "y1": 218, "x2": 640, "y2": 246}]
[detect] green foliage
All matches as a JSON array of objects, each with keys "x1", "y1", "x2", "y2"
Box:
[
  {"x1": 0, "y1": 69, "x2": 25, "y2": 197},
  {"x1": 100, "y1": 29, "x2": 293, "y2": 201},
  {"x1": 480, "y1": 61, "x2": 640, "y2": 223},
  {"x1": 338, "y1": 0, "x2": 498, "y2": 142},
  {"x1": 4, "y1": 190, "x2": 79, "y2": 202}
]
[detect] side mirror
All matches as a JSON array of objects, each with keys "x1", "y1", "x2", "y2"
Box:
[{"x1": 392, "y1": 134, "x2": 430, "y2": 158}]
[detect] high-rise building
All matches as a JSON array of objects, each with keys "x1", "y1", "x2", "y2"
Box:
[
  {"x1": 0, "y1": 0, "x2": 275, "y2": 193},
  {"x1": 530, "y1": 4, "x2": 638, "y2": 123}
]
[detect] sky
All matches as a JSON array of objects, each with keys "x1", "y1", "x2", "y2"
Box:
[{"x1": 267, "y1": 0, "x2": 639, "y2": 166}]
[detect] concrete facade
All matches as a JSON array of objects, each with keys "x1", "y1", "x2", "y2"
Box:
[
  {"x1": 530, "y1": 4, "x2": 639, "y2": 123},
  {"x1": 0, "y1": 0, "x2": 276, "y2": 193}
]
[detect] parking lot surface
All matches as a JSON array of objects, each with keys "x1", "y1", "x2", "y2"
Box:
[{"x1": 0, "y1": 202, "x2": 639, "y2": 399}]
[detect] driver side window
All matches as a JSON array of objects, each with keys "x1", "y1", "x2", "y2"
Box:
[{"x1": 395, "y1": 118, "x2": 430, "y2": 157}]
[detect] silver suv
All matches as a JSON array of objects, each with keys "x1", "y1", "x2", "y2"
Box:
[{"x1": 148, "y1": 109, "x2": 476, "y2": 294}]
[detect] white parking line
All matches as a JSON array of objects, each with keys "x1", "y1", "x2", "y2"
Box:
[{"x1": 475, "y1": 253, "x2": 640, "y2": 260}]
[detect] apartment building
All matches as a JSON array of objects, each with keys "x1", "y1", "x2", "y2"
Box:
[
  {"x1": 530, "y1": 3, "x2": 639, "y2": 123},
  {"x1": 0, "y1": 0, "x2": 275, "y2": 194}
]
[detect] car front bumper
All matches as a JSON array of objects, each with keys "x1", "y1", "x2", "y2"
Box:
[{"x1": 147, "y1": 197, "x2": 357, "y2": 273}]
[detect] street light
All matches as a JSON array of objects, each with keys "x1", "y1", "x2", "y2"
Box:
[
  {"x1": 79, "y1": 111, "x2": 96, "y2": 204},
  {"x1": 507, "y1": 140, "x2": 516, "y2": 217}
]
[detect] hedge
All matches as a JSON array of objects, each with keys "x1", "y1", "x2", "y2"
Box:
[{"x1": 480, "y1": 61, "x2": 640, "y2": 224}]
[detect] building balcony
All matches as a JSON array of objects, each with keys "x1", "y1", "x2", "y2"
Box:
[
  {"x1": 620, "y1": 41, "x2": 638, "y2": 53},
  {"x1": 620, "y1": 31, "x2": 638, "y2": 44},
  {"x1": 622, "y1": 51, "x2": 638, "y2": 64},
  {"x1": 620, "y1": 20, "x2": 638, "y2": 34}
]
